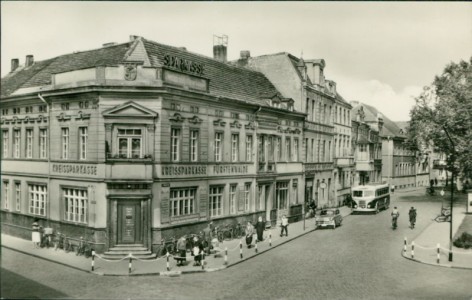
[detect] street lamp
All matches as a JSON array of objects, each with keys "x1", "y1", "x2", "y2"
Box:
[{"x1": 443, "y1": 126, "x2": 455, "y2": 262}]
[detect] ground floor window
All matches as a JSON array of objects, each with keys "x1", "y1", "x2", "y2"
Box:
[
  {"x1": 170, "y1": 188, "x2": 196, "y2": 217},
  {"x1": 29, "y1": 184, "x2": 47, "y2": 216},
  {"x1": 64, "y1": 187, "x2": 88, "y2": 223},
  {"x1": 276, "y1": 182, "x2": 289, "y2": 209},
  {"x1": 3, "y1": 181, "x2": 9, "y2": 210},
  {"x1": 244, "y1": 183, "x2": 251, "y2": 212},
  {"x1": 15, "y1": 182, "x2": 21, "y2": 211},
  {"x1": 209, "y1": 186, "x2": 224, "y2": 217},
  {"x1": 230, "y1": 184, "x2": 237, "y2": 214}
]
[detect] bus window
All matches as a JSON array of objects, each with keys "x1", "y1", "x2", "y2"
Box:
[{"x1": 353, "y1": 191, "x2": 363, "y2": 197}]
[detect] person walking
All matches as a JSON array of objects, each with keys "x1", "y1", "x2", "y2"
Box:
[
  {"x1": 245, "y1": 221, "x2": 254, "y2": 248},
  {"x1": 255, "y1": 216, "x2": 265, "y2": 242},
  {"x1": 280, "y1": 215, "x2": 289, "y2": 237},
  {"x1": 175, "y1": 236, "x2": 187, "y2": 266},
  {"x1": 408, "y1": 207, "x2": 417, "y2": 229},
  {"x1": 191, "y1": 236, "x2": 204, "y2": 267},
  {"x1": 32, "y1": 219, "x2": 41, "y2": 248},
  {"x1": 202, "y1": 222, "x2": 213, "y2": 255}
]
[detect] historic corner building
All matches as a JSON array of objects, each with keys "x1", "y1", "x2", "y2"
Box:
[
  {"x1": 0, "y1": 36, "x2": 306, "y2": 254},
  {"x1": 235, "y1": 53, "x2": 353, "y2": 208},
  {"x1": 351, "y1": 102, "x2": 419, "y2": 190}
]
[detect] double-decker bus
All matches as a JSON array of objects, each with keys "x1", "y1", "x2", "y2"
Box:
[{"x1": 352, "y1": 183, "x2": 390, "y2": 213}]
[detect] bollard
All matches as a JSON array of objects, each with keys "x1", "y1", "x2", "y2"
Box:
[
  {"x1": 269, "y1": 232, "x2": 272, "y2": 247},
  {"x1": 224, "y1": 247, "x2": 228, "y2": 265},
  {"x1": 239, "y1": 240, "x2": 243, "y2": 259},
  {"x1": 437, "y1": 243, "x2": 440, "y2": 264},
  {"x1": 202, "y1": 253, "x2": 205, "y2": 270},
  {"x1": 255, "y1": 239, "x2": 258, "y2": 253},
  {"x1": 411, "y1": 241, "x2": 415, "y2": 259},
  {"x1": 166, "y1": 252, "x2": 170, "y2": 271},
  {"x1": 403, "y1": 237, "x2": 407, "y2": 255},
  {"x1": 91, "y1": 250, "x2": 95, "y2": 272},
  {"x1": 128, "y1": 254, "x2": 132, "y2": 274}
]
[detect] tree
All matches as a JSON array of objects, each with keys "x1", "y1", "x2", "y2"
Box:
[{"x1": 406, "y1": 57, "x2": 472, "y2": 181}]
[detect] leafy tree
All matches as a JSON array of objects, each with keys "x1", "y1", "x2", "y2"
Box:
[{"x1": 407, "y1": 57, "x2": 472, "y2": 181}]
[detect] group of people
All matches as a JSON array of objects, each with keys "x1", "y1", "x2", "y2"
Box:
[
  {"x1": 244, "y1": 216, "x2": 268, "y2": 248},
  {"x1": 391, "y1": 206, "x2": 417, "y2": 229}
]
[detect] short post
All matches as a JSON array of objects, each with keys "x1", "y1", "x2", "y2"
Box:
[
  {"x1": 437, "y1": 243, "x2": 440, "y2": 264},
  {"x1": 202, "y1": 253, "x2": 205, "y2": 270},
  {"x1": 403, "y1": 237, "x2": 407, "y2": 255},
  {"x1": 224, "y1": 247, "x2": 228, "y2": 265},
  {"x1": 411, "y1": 241, "x2": 415, "y2": 259},
  {"x1": 239, "y1": 240, "x2": 243, "y2": 259},
  {"x1": 166, "y1": 252, "x2": 170, "y2": 271},
  {"x1": 269, "y1": 232, "x2": 272, "y2": 247},
  {"x1": 255, "y1": 239, "x2": 258, "y2": 253},
  {"x1": 91, "y1": 250, "x2": 95, "y2": 272},
  {"x1": 128, "y1": 254, "x2": 132, "y2": 274}
]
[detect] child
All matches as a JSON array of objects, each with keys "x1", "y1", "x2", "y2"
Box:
[{"x1": 280, "y1": 215, "x2": 288, "y2": 237}]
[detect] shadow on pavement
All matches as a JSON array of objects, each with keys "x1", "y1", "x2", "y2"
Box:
[{"x1": 1, "y1": 268, "x2": 69, "y2": 299}]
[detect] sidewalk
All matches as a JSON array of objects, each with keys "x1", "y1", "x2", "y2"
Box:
[
  {"x1": 401, "y1": 204, "x2": 472, "y2": 269},
  {"x1": 1, "y1": 207, "x2": 352, "y2": 276}
]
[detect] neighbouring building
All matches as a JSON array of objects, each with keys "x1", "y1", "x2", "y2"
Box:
[
  {"x1": 1, "y1": 36, "x2": 306, "y2": 256},
  {"x1": 237, "y1": 53, "x2": 342, "y2": 209},
  {"x1": 351, "y1": 102, "x2": 416, "y2": 189}
]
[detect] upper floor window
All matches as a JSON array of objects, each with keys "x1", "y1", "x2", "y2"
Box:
[
  {"x1": 61, "y1": 103, "x2": 70, "y2": 111},
  {"x1": 15, "y1": 182, "x2": 21, "y2": 211},
  {"x1": 2, "y1": 109, "x2": 8, "y2": 115},
  {"x1": 231, "y1": 134, "x2": 239, "y2": 162},
  {"x1": 215, "y1": 132, "x2": 223, "y2": 162},
  {"x1": 190, "y1": 130, "x2": 199, "y2": 162},
  {"x1": 79, "y1": 101, "x2": 89, "y2": 109},
  {"x1": 39, "y1": 129, "x2": 48, "y2": 159},
  {"x1": 230, "y1": 184, "x2": 237, "y2": 214},
  {"x1": 118, "y1": 129, "x2": 142, "y2": 159},
  {"x1": 38, "y1": 105, "x2": 48, "y2": 113},
  {"x1": 285, "y1": 137, "x2": 291, "y2": 161},
  {"x1": 3, "y1": 181, "x2": 9, "y2": 210},
  {"x1": 2, "y1": 130, "x2": 9, "y2": 158},
  {"x1": 231, "y1": 112, "x2": 239, "y2": 119},
  {"x1": 293, "y1": 138, "x2": 299, "y2": 162},
  {"x1": 25, "y1": 106, "x2": 33, "y2": 113},
  {"x1": 26, "y1": 129, "x2": 33, "y2": 158},
  {"x1": 171, "y1": 128, "x2": 181, "y2": 162},
  {"x1": 215, "y1": 110, "x2": 224, "y2": 117},
  {"x1": 171, "y1": 103, "x2": 182, "y2": 111},
  {"x1": 79, "y1": 127, "x2": 88, "y2": 160},
  {"x1": 13, "y1": 107, "x2": 20, "y2": 114},
  {"x1": 190, "y1": 106, "x2": 199, "y2": 113},
  {"x1": 61, "y1": 128, "x2": 69, "y2": 159},
  {"x1": 13, "y1": 129, "x2": 20, "y2": 158},
  {"x1": 245, "y1": 135, "x2": 253, "y2": 162},
  {"x1": 244, "y1": 183, "x2": 251, "y2": 212}
]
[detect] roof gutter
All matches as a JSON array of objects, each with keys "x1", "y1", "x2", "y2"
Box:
[{"x1": 38, "y1": 93, "x2": 52, "y2": 226}]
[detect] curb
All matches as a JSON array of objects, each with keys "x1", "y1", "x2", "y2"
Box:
[{"x1": 401, "y1": 251, "x2": 472, "y2": 270}]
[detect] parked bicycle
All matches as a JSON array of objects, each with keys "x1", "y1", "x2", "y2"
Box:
[
  {"x1": 40, "y1": 227, "x2": 54, "y2": 249},
  {"x1": 75, "y1": 236, "x2": 93, "y2": 258},
  {"x1": 160, "y1": 236, "x2": 177, "y2": 256},
  {"x1": 64, "y1": 236, "x2": 74, "y2": 253}
]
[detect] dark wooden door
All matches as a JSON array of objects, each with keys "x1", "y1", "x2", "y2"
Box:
[{"x1": 118, "y1": 201, "x2": 142, "y2": 244}]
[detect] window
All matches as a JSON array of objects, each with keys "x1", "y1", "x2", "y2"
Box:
[
  {"x1": 171, "y1": 188, "x2": 196, "y2": 217},
  {"x1": 267, "y1": 136, "x2": 274, "y2": 161},
  {"x1": 118, "y1": 129, "x2": 142, "y2": 159},
  {"x1": 79, "y1": 127, "x2": 88, "y2": 160},
  {"x1": 61, "y1": 128, "x2": 69, "y2": 159},
  {"x1": 25, "y1": 106, "x2": 33, "y2": 113},
  {"x1": 190, "y1": 130, "x2": 199, "y2": 162},
  {"x1": 294, "y1": 138, "x2": 299, "y2": 161},
  {"x1": 209, "y1": 186, "x2": 223, "y2": 217},
  {"x1": 244, "y1": 183, "x2": 251, "y2": 211},
  {"x1": 230, "y1": 184, "x2": 237, "y2": 214},
  {"x1": 13, "y1": 107, "x2": 20, "y2": 114},
  {"x1": 38, "y1": 105, "x2": 47, "y2": 113},
  {"x1": 231, "y1": 134, "x2": 239, "y2": 162},
  {"x1": 64, "y1": 187, "x2": 88, "y2": 223},
  {"x1": 61, "y1": 103, "x2": 70, "y2": 111},
  {"x1": 277, "y1": 137, "x2": 282, "y2": 161},
  {"x1": 3, "y1": 181, "x2": 9, "y2": 209},
  {"x1": 13, "y1": 129, "x2": 20, "y2": 158},
  {"x1": 285, "y1": 137, "x2": 291, "y2": 161},
  {"x1": 79, "y1": 101, "x2": 89, "y2": 109},
  {"x1": 190, "y1": 106, "x2": 199, "y2": 113},
  {"x1": 276, "y1": 182, "x2": 289, "y2": 209},
  {"x1": 258, "y1": 135, "x2": 265, "y2": 162},
  {"x1": 257, "y1": 185, "x2": 265, "y2": 211},
  {"x1": 245, "y1": 135, "x2": 253, "y2": 162},
  {"x1": 231, "y1": 112, "x2": 239, "y2": 119},
  {"x1": 215, "y1": 110, "x2": 223, "y2": 117},
  {"x1": 215, "y1": 132, "x2": 223, "y2": 162},
  {"x1": 15, "y1": 182, "x2": 21, "y2": 211},
  {"x1": 317, "y1": 139, "x2": 321, "y2": 162},
  {"x1": 39, "y1": 129, "x2": 47, "y2": 159},
  {"x1": 29, "y1": 184, "x2": 47, "y2": 216},
  {"x1": 311, "y1": 139, "x2": 315, "y2": 162},
  {"x1": 26, "y1": 129, "x2": 33, "y2": 158},
  {"x1": 2, "y1": 130, "x2": 8, "y2": 158},
  {"x1": 2, "y1": 109, "x2": 8, "y2": 115},
  {"x1": 321, "y1": 140, "x2": 326, "y2": 162}
]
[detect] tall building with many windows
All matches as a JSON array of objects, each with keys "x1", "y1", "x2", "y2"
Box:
[{"x1": 1, "y1": 36, "x2": 305, "y2": 255}]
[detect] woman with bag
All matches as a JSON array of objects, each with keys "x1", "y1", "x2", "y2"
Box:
[{"x1": 245, "y1": 221, "x2": 254, "y2": 248}]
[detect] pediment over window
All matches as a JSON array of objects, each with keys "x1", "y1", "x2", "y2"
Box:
[{"x1": 102, "y1": 101, "x2": 158, "y2": 119}]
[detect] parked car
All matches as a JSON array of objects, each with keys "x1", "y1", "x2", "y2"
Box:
[{"x1": 315, "y1": 208, "x2": 343, "y2": 229}]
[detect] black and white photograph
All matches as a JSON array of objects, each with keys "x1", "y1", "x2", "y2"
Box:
[{"x1": 1, "y1": 1, "x2": 471, "y2": 299}]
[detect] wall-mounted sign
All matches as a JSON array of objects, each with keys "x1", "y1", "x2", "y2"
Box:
[
  {"x1": 213, "y1": 164, "x2": 248, "y2": 175},
  {"x1": 162, "y1": 165, "x2": 207, "y2": 176},
  {"x1": 163, "y1": 54, "x2": 204, "y2": 76},
  {"x1": 52, "y1": 163, "x2": 97, "y2": 176}
]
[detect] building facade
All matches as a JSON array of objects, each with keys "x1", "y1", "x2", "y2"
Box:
[{"x1": 1, "y1": 36, "x2": 306, "y2": 254}]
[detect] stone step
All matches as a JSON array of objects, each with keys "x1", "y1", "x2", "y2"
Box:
[
  {"x1": 109, "y1": 246, "x2": 148, "y2": 252},
  {"x1": 101, "y1": 250, "x2": 156, "y2": 260}
]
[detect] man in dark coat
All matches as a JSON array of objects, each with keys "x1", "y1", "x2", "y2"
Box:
[{"x1": 255, "y1": 216, "x2": 265, "y2": 242}]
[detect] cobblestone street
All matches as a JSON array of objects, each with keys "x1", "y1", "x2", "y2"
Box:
[{"x1": 2, "y1": 190, "x2": 471, "y2": 299}]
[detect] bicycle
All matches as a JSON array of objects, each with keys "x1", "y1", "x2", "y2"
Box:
[
  {"x1": 160, "y1": 236, "x2": 177, "y2": 256},
  {"x1": 232, "y1": 223, "x2": 244, "y2": 239},
  {"x1": 220, "y1": 224, "x2": 234, "y2": 241},
  {"x1": 64, "y1": 236, "x2": 73, "y2": 253}
]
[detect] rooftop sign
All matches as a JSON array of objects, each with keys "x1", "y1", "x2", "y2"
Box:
[{"x1": 163, "y1": 54, "x2": 204, "y2": 76}]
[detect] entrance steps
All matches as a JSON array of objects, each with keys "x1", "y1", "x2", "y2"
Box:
[{"x1": 102, "y1": 244, "x2": 156, "y2": 260}]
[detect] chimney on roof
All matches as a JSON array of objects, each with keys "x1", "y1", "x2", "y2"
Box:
[
  {"x1": 11, "y1": 58, "x2": 19, "y2": 72},
  {"x1": 326, "y1": 80, "x2": 337, "y2": 94},
  {"x1": 213, "y1": 35, "x2": 228, "y2": 62},
  {"x1": 377, "y1": 112, "x2": 384, "y2": 133},
  {"x1": 103, "y1": 42, "x2": 117, "y2": 47},
  {"x1": 236, "y1": 50, "x2": 251, "y2": 67},
  {"x1": 25, "y1": 55, "x2": 34, "y2": 68},
  {"x1": 178, "y1": 47, "x2": 187, "y2": 51},
  {"x1": 129, "y1": 35, "x2": 140, "y2": 41}
]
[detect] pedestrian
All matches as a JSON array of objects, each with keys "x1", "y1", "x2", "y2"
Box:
[
  {"x1": 175, "y1": 236, "x2": 187, "y2": 266},
  {"x1": 255, "y1": 216, "x2": 265, "y2": 242},
  {"x1": 54, "y1": 231, "x2": 61, "y2": 251},
  {"x1": 32, "y1": 219, "x2": 41, "y2": 248},
  {"x1": 409, "y1": 207, "x2": 417, "y2": 229},
  {"x1": 191, "y1": 236, "x2": 204, "y2": 266},
  {"x1": 202, "y1": 222, "x2": 213, "y2": 255},
  {"x1": 391, "y1": 184, "x2": 395, "y2": 193},
  {"x1": 280, "y1": 215, "x2": 288, "y2": 237},
  {"x1": 245, "y1": 221, "x2": 254, "y2": 248},
  {"x1": 434, "y1": 178, "x2": 438, "y2": 186}
]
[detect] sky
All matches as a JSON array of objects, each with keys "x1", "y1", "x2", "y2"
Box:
[{"x1": 1, "y1": 2, "x2": 471, "y2": 121}]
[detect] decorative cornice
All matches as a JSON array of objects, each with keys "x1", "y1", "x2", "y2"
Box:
[
  {"x1": 169, "y1": 113, "x2": 185, "y2": 122},
  {"x1": 213, "y1": 118, "x2": 226, "y2": 127},
  {"x1": 188, "y1": 115, "x2": 203, "y2": 124},
  {"x1": 229, "y1": 120, "x2": 242, "y2": 129},
  {"x1": 245, "y1": 121, "x2": 256, "y2": 130},
  {"x1": 75, "y1": 111, "x2": 91, "y2": 120},
  {"x1": 56, "y1": 113, "x2": 71, "y2": 121}
]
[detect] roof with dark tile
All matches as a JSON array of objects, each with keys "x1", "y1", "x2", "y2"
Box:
[
  {"x1": 1, "y1": 37, "x2": 281, "y2": 107},
  {"x1": 1, "y1": 42, "x2": 133, "y2": 97},
  {"x1": 352, "y1": 102, "x2": 406, "y2": 138}
]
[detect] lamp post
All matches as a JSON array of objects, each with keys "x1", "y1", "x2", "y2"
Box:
[{"x1": 443, "y1": 127, "x2": 455, "y2": 262}]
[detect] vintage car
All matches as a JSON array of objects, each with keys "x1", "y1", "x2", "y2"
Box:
[{"x1": 315, "y1": 208, "x2": 343, "y2": 229}]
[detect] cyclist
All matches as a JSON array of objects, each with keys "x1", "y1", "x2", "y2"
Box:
[
  {"x1": 409, "y1": 207, "x2": 417, "y2": 229},
  {"x1": 391, "y1": 207, "x2": 400, "y2": 229}
]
